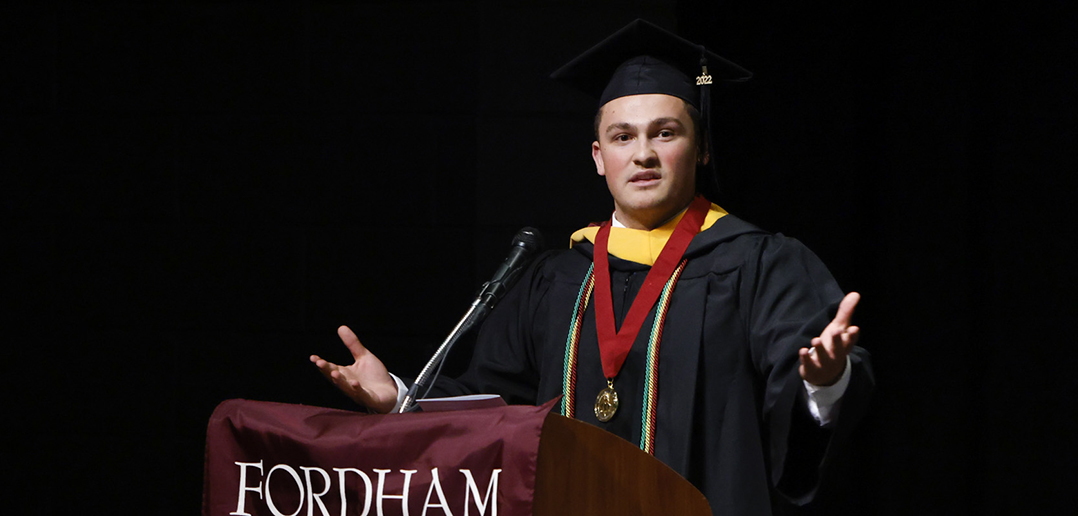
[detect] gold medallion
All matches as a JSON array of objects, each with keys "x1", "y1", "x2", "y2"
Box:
[{"x1": 594, "y1": 379, "x2": 619, "y2": 422}]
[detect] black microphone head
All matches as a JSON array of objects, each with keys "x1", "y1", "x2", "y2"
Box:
[{"x1": 512, "y1": 227, "x2": 545, "y2": 254}]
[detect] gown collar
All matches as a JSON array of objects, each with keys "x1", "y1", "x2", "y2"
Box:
[{"x1": 570, "y1": 203, "x2": 728, "y2": 266}]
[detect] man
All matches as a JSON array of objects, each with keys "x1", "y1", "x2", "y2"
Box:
[{"x1": 311, "y1": 19, "x2": 873, "y2": 515}]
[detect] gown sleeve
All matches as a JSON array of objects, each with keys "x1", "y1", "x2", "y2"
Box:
[{"x1": 742, "y1": 235, "x2": 874, "y2": 504}]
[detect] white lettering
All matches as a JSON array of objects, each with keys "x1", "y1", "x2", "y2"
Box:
[
  {"x1": 334, "y1": 468, "x2": 373, "y2": 516},
  {"x1": 301, "y1": 467, "x2": 332, "y2": 516},
  {"x1": 230, "y1": 462, "x2": 504, "y2": 516},
  {"x1": 460, "y1": 469, "x2": 500, "y2": 516},
  {"x1": 374, "y1": 469, "x2": 417, "y2": 516},
  {"x1": 420, "y1": 468, "x2": 453, "y2": 516},
  {"x1": 266, "y1": 464, "x2": 305, "y2": 516},
  {"x1": 231, "y1": 460, "x2": 264, "y2": 516}
]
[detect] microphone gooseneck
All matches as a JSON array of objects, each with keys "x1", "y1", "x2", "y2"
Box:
[{"x1": 398, "y1": 227, "x2": 544, "y2": 413}]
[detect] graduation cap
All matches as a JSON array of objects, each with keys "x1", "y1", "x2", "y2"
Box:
[
  {"x1": 550, "y1": 18, "x2": 752, "y2": 109},
  {"x1": 551, "y1": 19, "x2": 752, "y2": 200}
]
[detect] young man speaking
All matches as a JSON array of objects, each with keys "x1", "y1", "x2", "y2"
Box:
[{"x1": 311, "y1": 19, "x2": 874, "y2": 515}]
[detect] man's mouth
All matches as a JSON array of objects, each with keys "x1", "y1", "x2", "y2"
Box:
[{"x1": 629, "y1": 170, "x2": 661, "y2": 183}]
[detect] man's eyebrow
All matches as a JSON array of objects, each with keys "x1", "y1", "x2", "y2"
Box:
[
  {"x1": 603, "y1": 117, "x2": 686, "y2": 135},
  {"x1": 650, "y1": 117, "x2": 686, "y2": 128},
  {"x1": 603, "y1": 121, "x2": 635, "y2": 135}
]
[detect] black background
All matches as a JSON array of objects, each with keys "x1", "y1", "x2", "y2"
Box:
[{"x1": 3, "y1": 1, "x2": 1075, "y2": 514}]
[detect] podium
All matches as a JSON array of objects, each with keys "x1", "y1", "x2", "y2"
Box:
[{"x1": 204, "y1": 399, "x2": 710, "y2": 515}]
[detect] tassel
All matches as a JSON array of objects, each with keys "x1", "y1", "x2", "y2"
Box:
[{"x1": 699, "y1": 47, "x2": 720, "y2": 200}]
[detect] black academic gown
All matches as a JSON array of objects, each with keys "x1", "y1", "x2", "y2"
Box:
[{"x1": 433, "y1": 215, "x2": 874, "y2": 515}]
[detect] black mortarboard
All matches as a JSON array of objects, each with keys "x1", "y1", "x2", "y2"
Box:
[
  {"x1": 550, "y1": 19, "x2": 753, "y2": 200},
  {"x1": 549, "y1": 19, "x2": 752, "y2": 110}
]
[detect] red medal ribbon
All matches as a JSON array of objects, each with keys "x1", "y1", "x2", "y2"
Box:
[{"x1": 593, "y1": 195, "x2": 710, "y2": 380}]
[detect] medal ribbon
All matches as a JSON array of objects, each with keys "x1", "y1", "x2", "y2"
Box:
[
  {"x1": 560, "y1": 259, "x2": 685, "y2": 454},
  {"x1": 593, "y1": 195, "x2": 710, "y2": 381}
]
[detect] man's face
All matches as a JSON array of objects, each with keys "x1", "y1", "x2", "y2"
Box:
[{"x1": 591, "y1": 94, "x2": 705, "y2": 230}]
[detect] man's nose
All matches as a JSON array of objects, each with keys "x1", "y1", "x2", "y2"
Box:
[{"x1": 632, "y1": 140, "x2": 659, "y2": 166}]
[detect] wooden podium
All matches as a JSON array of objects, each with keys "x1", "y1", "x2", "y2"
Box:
[
  {"x1": 203, "y1": 399, "x2": 709, "y2": 515},
  {"x1": 534, "y1": 412, "x2": 710, "y2": 515}
]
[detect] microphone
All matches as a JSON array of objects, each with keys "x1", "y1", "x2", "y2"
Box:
[
  {"x1": 471, "y1": 227, "x2": 544, "y2": 322},
  {"x1": 398, "y1": 227, "x2": 545, "y2": 413}
]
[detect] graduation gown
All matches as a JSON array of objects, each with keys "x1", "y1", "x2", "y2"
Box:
[{"x1": 433, "y1": 214, "x2": 874, "y2": 515}]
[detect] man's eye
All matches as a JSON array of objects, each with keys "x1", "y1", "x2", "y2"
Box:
[
  {"x1": 614, "y1": 134, "x2": 631, "y2": 142},
  {"x1": 658, "y1": 129, "x2": 675, "y2": 138}
]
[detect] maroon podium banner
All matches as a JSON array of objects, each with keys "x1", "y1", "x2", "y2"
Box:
[{"x1": 204, "y1": 399, "x2": 556, "y2": 516}]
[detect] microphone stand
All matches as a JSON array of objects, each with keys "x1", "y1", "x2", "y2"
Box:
[
  {"x1": 397, "y1": 294, "x2": 486, "y2": 413},
  {"x1": 396, "y1": 227, "x2": 542, "y2": 414}
]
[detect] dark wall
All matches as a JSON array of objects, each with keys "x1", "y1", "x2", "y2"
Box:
[{"x1": 3, "y1": 1, "x2": 1074, "y2": 514}]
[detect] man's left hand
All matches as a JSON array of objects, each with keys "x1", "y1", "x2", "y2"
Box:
[{"x1": 800, "y1": 292, "x2": 861, "y2": 386}]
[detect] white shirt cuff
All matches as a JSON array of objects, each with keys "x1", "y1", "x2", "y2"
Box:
[
  {"x1": 386, "y1": 373, "x2": 408, "y2": 414},
  {"x1": 803, "y1": 355, "x2": 852, "y2": 426}
]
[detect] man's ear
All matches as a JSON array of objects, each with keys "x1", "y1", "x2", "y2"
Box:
[
  {"x1": 699, "y1": 150, "x2": 710, "y2": 166},
  {"x1": 592, "y1": 141, "x2": 606, "y2": 176}
]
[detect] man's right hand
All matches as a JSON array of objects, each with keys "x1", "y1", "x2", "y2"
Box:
[{"x1": 310, "y1": 325, "x2": 399, "y2": 414}]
